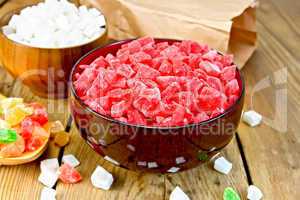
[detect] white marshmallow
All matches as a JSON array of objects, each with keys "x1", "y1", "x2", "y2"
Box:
[
  {"x1": 169, "y1": 186, "x2": 190, "y2": 200},
  {"x1": 40, "y1": 187, "x2": 56, "y2": 200},
  {"x1": 104, "y1": 156, "x2": 120, "y2": 166},
  {"x1": 91, "y1": 166, "x2": 114, "y2": 190},
  {"x1": 247, "y1": 185, "x2": 263, "y2": 200},
  {"x1": 167, "y1": 167, "x2": 180, "y2": 173},
  {"x1": 40, "y1": 158, "x2": 59, "y2": 173},
  {"x1": 214, "y1": 156, "x2": 232, "y2": 175},
  {"x1": 38, "y1": 171, "x2": 59, "y2": 188},
  {"x1": 243, "y1": 110, "x2": 262, "y2": 127},
  {"x1": 62, "y1": 154, "x2": 80, "y2": 168}
]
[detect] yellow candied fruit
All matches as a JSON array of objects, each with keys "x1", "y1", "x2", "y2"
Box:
[
  {"x1": 5, "y1": 106, "x2": 28, "y2": 126},
  {"x1": 54, "y1": 131, "x2": 70, "y2": 147},
  {"x1": 0, "y1": 97, "x2": 23, "y2": 111},
  {"x1": 0, "y1": 119, "x2": 10, "y2": 130}
]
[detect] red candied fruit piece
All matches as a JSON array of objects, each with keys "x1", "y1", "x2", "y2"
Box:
[
  {"x1": 189, "y1": 54, "x2": 202, "y2": 68},
  {"x1": 107, "y1": 88, "x2": 131, "y2": 101},
  {"x1": 58, "y1": 163, "x2": 82, "y2": 184},
  {"x1": 162, "y1": 82, "x2": 181, "y2": 102},
  {"x1": 116, "y1": 64, "x2": 135, "y2": 78},
  {"x1": 227, "y1": 95, "x2": 239, "y2": 107},
  {"x1": 194, "y1": 112, "x2": 209, "y2": 123},
  {"x1": 220, "y1": 65, "x2": 236, "y2": 82},
  {"x1": 127, "y1": 40, "x2": 142, "y2": 54},
  {"x1": 184, "y1": 77, "x2": 205, "y2": 95},
  {"x1": 84, "y1": 99, "x2": 107, "y2": 115},
  {"x1": 156, "y1": 76, "x2": 179, "y2": 88},
  {"x1": 116, "y1": 48, "x2": 130, "y2": 63},
  {"x1": 158, "y1": 60, "x2": 173, "y2": 75},
  {"x1": 137, "y1": 37, "x2": 155, "y2": 46},
  {"x1": 21, "y1": 117, "x2": 34, "y2": 140},
  {"x1": 160, "y1": 45, "x2": 180, "y2": 58},
  {"x1": 221, "y1": 54, "x2": 234, "y2": 67},
  {"x1": 28, "y1": 103, "x2": 48, "y2": 126},
  {"x1": 74, "y1": 67, "x2": 99, "y2": 96},
  {"x1": 199, "y1": 61, "x2": 221, "y2": 77},
  {"x1": 207, "y1": 76, "x2": 222, "y2": 91},
  {"x1": 130, "y1": 51, "x2": 152, "y2": 65},
  {"x1": 25, "y1": 136, "x2": 43, "y2": 152},
  {"x1": 198, "y1": 86, "x2": 222, "y2": 111},
  {"x1": 156, "y1": 42, "x2": 169, "y2": 50},
  {"x1": 225, "y1": 79, "x2": 240, "y2": 96},
  {"x1": 111, "y1": 100, "x2": 130, "y2": 118},
  {"x1": 127, "y1": 109, "x2": 147, "y2": 125},
  {"x1": 202, "y1": 50, "x2": 218, "y2": 61},
  {"x1": 86, "y1": 69, "x2": 109, "y2": 98},
  {"x1": 135, "y1": 63, "x2": 160, "y2": 80},
  {"x1": 105, "y1": 53, "x2": 120, "y2": 68},
  {"x1": 90, "y1": 56, "x2": 108, "y2": 69}
]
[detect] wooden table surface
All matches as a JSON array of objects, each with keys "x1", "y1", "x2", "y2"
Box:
[{"x1": 0, "y1": 0, "x2": 299, "y2": 199}]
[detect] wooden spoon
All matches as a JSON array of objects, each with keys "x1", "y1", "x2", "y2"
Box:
[
  {"x1": 0, "y1": 94, "x2": 50, "y2": 165},
  {"x1": 0, "y1": 139, "x2": 49, "y2": 165}
]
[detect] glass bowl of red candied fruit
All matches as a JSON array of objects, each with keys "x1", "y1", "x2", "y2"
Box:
[{"x1": 70, "y1": 37, "x2": 245, "y2": 173}]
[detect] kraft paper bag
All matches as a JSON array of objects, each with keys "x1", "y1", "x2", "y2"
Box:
[{"x1": 82, "y1": 0, "x2": 257, "y2": 68}]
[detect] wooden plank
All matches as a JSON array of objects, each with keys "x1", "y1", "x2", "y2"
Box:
[
  {"x1": 56, "y1": 124, "x2": 165, "y2": 200},
  {"x1": 165, "y1": 137, "x2": 249, "y2": 199},
  {"x1": 237, "y1": 0, "x2": 300, "y2": 199}
]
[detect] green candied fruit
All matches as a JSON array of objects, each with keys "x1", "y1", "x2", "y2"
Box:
[
  {"x1": 197, "y1": 152, "x2": 209, "y2": 161},
  {"x1": 0, "y1": 129, "x2": 17, "y2": 144},
  {"x1": 223, "y1": 187, "x2": 241, "y2": 200}
]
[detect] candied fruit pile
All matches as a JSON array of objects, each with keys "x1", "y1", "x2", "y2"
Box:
[
  {"x1": 0, "y1": 97, "x2": 49, "y2": 158},
  {"x1": 74, "y1": 37, "x2": 241, "y2": 127}
]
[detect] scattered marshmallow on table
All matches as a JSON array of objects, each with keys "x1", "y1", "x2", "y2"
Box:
[
  {"x1": 169, "y1": 186, "x2": 190, "y2": 200},
  {"x1": 40, "y1": 187, "x2": 56, "y2": 200},
  {"x1": 62, "y1": 154, "x2": 80, "y2": 168},
  {"x1": 91, "y1": 166, "x2": 114, "y2": 190},
  {"x1": 214, "y1": 156, "x2": 233, "y2": 175},
  {"x1": 2, "y1": 0, "x2": 106, "y2": 48},
  {"x1": 247, "y1": 185, "x2": 263, "y2": 200},
  {"x1": 242, "y1": 110, "x2": 262, "y2": 127}
]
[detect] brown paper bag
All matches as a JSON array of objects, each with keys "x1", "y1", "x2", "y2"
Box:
[{"x1": 81, "y1": 0, "x2": 257, "y2": 68}]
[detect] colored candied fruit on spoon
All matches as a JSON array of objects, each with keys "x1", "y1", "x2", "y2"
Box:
[
  {"x1": 0, "y1": 97, "x2": 50, "y2": 158},
  {"x1": 74, "y1": 37, "x2": 241, "y2": 127}
]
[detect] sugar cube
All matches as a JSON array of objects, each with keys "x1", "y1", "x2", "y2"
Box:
[
  {"x1": 3, "y1": 0, "x2": 106, "y2": 48},
  {"x1": 40, "y1": 187, "x2": 56, "y2": 200},
  {"x1": 175, "y1": 157, "x2": 186, "y2": 165},
  {"x1": 104, "y1": 156, "x2": 120, "y2": 166},
  {"x1": 40, "y1": 158, "x2": 59, "y2": 173},
  {"x1": 91, "y1": 166, "x2": 114, "y2": 190},
  {"x1": 247, "y1": 185, "x2": 263, "y2": 200},
  {"x1": 169, "y1": 186, "x2": 190, "y2": 200},
  {"x1": 62, "y1": 154, "x2": 80, "y2": 168},
  {"x1": 38, "y1": 170, "x2": 59, "y2": 188},
  {"x1": 167, "y1": 167, "x2": 180, "y2": 173},
  {"x1": 242, "y1": 110, "x2": 262, "y2": 127},
  {"x1": 214, "y1": 156, "x2": 232, "y2": 175},
  {"x1": 148, "y1": 162, "x2": 158, "y2": 168},
  {"x1": 2, "y1": 26, "x2": 15, "y2": 35}
]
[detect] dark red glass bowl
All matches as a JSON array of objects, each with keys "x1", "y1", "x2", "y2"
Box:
[{"x1": 69, "y1": 38, "x2": 245, "y2": 173}]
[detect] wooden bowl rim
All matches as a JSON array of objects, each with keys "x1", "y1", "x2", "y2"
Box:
[{"x1": 0, "y1": 3, "x2": 108, "y2": 50}]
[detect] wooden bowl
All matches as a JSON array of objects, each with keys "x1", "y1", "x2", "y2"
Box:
[{"x1": 0, "y1": 5, "x2": 107, "y2": 98}]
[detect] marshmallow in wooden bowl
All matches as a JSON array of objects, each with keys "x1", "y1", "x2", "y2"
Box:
[{"x1": 2, "y1": 0, "x2": 106, "y2": 48}]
